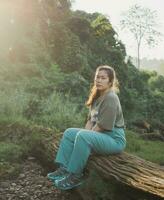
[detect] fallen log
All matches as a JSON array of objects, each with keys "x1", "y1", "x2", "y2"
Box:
[
  {"x1": 46, "y1": 133, "x2": 164, "y2": 198},
  {"x1": 1, "y1": 123, "x2": 163, "y2": 198}
]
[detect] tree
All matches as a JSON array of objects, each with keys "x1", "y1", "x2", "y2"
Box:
[{"x1": 120, "y1": 4, "x2": 162, "y2": 69}]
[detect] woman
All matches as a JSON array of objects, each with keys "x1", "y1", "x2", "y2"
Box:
[{"x1": 47, "y1": 65, "x2": 126, "y2": 190}]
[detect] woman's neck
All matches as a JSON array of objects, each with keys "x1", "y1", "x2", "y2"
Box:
[{"x1": 99, "y1": 87, "x2": 113, "y2": 96}]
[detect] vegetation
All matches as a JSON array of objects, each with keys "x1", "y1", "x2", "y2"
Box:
[
  {"x1": 126, "y1": 131, "x2": 164, "y2": 165},
  {"x1": 0, "y1": 0, "x2": 164, "y2": 183},
  {"x1": 121, "y1": 4, "x2": 162, "y2": 69},
  {"x1": 136, "y1": 58, "x2": 164, "y2": 76},
  {"x1": 0, "y1": 1, "x2": 164, "y2": 129}
]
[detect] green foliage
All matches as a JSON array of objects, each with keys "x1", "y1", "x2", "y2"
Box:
[
  {"x1": 148, "y1": 74, "x2": 164, "y2": 92},
  {"x1": 0, "y1": 87, "x2": 30, "y2": 123},
  {"x1": 35, "y1": 91, "x2": 85, "y2": 131},
  {"x1": 51, "y1": 25, "x2": 87, "y2": 72},
  {"x1": 0, "y1": 1, "x2": 164, "y2": 133},
  {"x1": 147, "y1": 91, "x2": 164, "y2": 122},
  {"x1": 91, "y1": 14, "x2": 113, "y2": 37},
  {"x1": 0, "y1": 142, "x2": 23, "y2": 163},
  {"x1": 57, "y1": 71, "x2": 89, "y2": 98},
  {"x1": 126, "y1": 130, "x2": 164, "y2": 165},
  {"x1": 66, "y1": 16, "x2": 91, "y2": 43},
  {"x1": 0, "y1": 84, "x2": 86, "y2": 130}
]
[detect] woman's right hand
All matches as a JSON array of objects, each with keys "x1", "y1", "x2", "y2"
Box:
[{"x1": 85, "y1": 120, "x2": 93, "y2": 130}]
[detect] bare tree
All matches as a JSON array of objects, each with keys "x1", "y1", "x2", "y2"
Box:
[{"x1": 120, "y1": 4, "x2": 162, "y2": 69}]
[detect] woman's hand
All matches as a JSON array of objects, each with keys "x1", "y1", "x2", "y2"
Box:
[
  {"x1": 85, "y1": 120, "x2": 93, "y2": 130},
  {"x1": 85, "y1": 120, "x2": 104, "y2": 132},
  {"x1": 91, "y1": 124, "x2": 104, "y2": 132}
]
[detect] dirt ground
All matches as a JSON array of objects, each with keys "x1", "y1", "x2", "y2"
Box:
[{"x1": 0, "y1": 157, "x2": 82, "y2": 200}]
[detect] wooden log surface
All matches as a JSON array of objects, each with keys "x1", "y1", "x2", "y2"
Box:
[
  {"x1": 1, "y1": 123, "x2": 163, "y2": 198},
  {"x1": 47, "y1": 133, "x2": 164, "y2": 198}
]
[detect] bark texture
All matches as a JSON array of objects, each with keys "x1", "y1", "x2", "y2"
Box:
[{"x1": 48, "y1": 133, "x2": 164, "y2": 198}]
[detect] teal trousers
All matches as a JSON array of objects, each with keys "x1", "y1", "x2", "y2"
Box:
[{"x1": 55, "y1": 128, "x2": 126, "y2": 174}]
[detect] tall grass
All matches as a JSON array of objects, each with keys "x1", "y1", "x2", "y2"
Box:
[
  {"x1": 0, "y1": 87, "x2": 30, "y2": 124},
  {"x1": 0, "y1": 85, "x2": 86, "y2": 130},
  {"x1": 35, "y1": 91, "x2": 86, "y2": 131}
]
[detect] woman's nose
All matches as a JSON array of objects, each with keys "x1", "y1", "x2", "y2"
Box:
[{"x1": 96, "y1": 78, "x2": 102, "y2": 82}]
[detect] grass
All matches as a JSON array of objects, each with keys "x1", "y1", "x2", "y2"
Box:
[
  {"x1": 0, "y1": 88, "x2": 86, "y2": 131},
  {"x1": 0, "y1": 142, "x2": 24, "y2": 179},
  {"x1": 35, "y1": 91, "x2": 86, "y2": 131},
  {"x1": 126, "y1": 130, "x2": 164, "y2": 165},
  {"x1": 0, "y1": 142, "x2": 24, "y2": 162}
]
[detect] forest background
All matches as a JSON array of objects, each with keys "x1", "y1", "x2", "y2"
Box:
[{"x1": 1, "y1": 0, "x2": 164, "y2": 130}]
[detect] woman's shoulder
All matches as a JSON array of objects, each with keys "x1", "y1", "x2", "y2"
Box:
[{"x1": 105, "y1": 90, "x2": 118, "y2": 101}]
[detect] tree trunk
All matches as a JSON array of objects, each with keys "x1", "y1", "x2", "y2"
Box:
[
  {"x1": 137, "y1": 42, "x2": 140, "y2": 69},
  {"x1": 48, "y1": 133, "x2": 164, "y2": 198},
  {"x1": 1, "y1": 123, "x2": 163, "y2": 198}
]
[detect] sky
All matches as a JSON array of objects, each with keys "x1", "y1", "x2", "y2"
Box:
[{"x1": 72, "y1": 0, "x2": 164, "y2": 60}]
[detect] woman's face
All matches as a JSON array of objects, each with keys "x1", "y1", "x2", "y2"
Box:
[{"x1": 94, "y1": 70, "x2": 111, "y2": 92}]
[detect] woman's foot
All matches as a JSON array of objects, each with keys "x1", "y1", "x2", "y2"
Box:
[
  {"x1": 47, "y1": 166, "x2": 68, "y2": 181},
  {"x1": 54, "y1": 173, "x2": 84, "y2": 190}
]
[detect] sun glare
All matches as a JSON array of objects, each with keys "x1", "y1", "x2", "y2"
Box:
[{"x1": 0, "y1": 1, "x2": 35, "y2": 61}]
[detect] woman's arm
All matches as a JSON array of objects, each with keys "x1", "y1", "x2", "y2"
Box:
[
  {"x1": 85, "y1": 120, "x2": 104, "y2": 132},
  {"x1": 85, "y1": 120, "x2": 93, "y2": 130},
  {"x1": 92, "y1": 123, "x2": 104, "y2": 132}
]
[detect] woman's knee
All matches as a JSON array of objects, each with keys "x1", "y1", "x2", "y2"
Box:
[
  {"x1": 63, "y1": 128, "x2": 80, "y2": 139},
  {"x1": 63, "y1": 128, "x2": 73, "y2": 138},
  {"x1": 76, "y1": 131, "x2": 92, "y2": 143}
]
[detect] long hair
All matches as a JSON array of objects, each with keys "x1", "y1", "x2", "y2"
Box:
[{"x1": 86, "y1": 65, "x2": 119, "y2": 107}]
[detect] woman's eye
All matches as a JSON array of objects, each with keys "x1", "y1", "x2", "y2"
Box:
[{"x1": 95, "y1": 76, "x2": 107, "y2": 80}]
